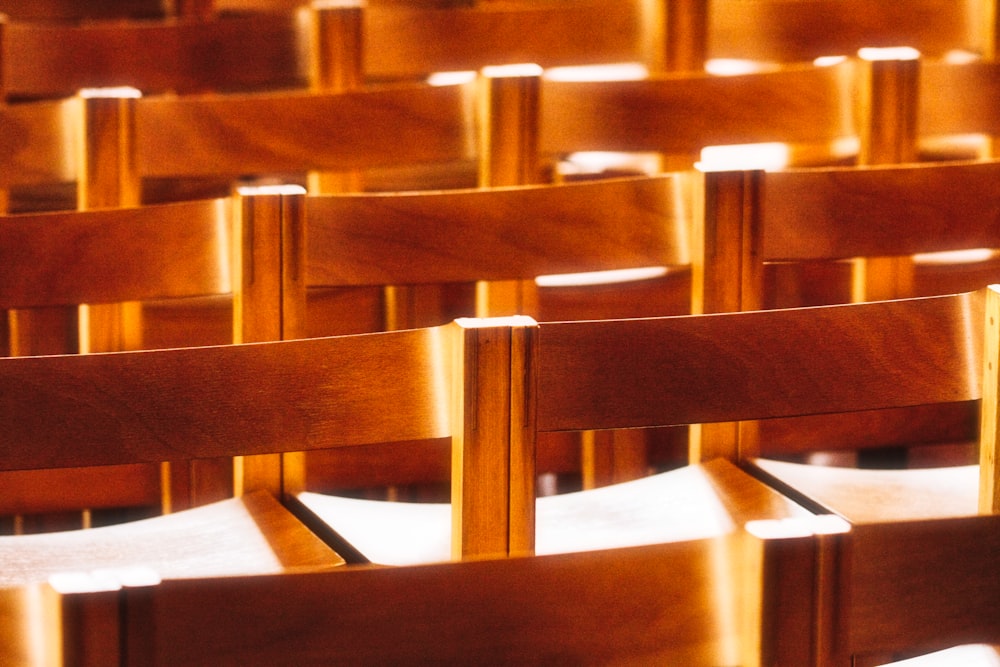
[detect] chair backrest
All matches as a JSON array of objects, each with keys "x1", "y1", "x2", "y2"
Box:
[
  {"x1": 522, "y1": 285, "x2": 999, "y2": 662},
  {"x1": 0, "y1": 12, "x2": 305, "y2": 101},
  {"x1": 0, "y1": 187, "x2": 307, "y2": 523}
]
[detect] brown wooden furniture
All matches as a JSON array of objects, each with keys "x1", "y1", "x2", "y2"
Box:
[
  {"x1": 0, "y1": 187, "x2": 308, "y2": 528},
  {"x1": 694, "y1": 158, "x2": 1000, "y2": 464},
  {"x1": 295, "y1": 174, "x2": 690, "y2": 494},
  {"x1": 522, "y1": 286, "x2": 999, "y2": 664},
  {"x1": 0, "y1": 306, "x2": 828, "y2": 665}
]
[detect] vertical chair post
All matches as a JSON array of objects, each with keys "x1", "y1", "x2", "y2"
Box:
[
  {"x1": 742, "y1": 515, "x2": 850, "y2": 667},
  {"x1": 980, "y1": 284, "x2": 1000, "y2": 514},
  {"x1": 77, "y1": 87, "x2": 144, "y2": 356},
  {"x1": 234, "y1": 185, "x2": 309, "y2": 500},
  {"x1": 692, "y1": 169, "x2": 764, "y2": 462},
  {"x1": 662, "y1": 0, "x2": 708, "y2": 73},
  {"x1": 853, "y1": 47, "x2": 921, "y2": 303},
  {"x1": 450, "y1": 316, "x2": 537, "y2": 560}
]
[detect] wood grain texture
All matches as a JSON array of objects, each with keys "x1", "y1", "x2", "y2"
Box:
[
  {"x1": 540, "y1": 63, "x2": 853, "y2": 156},
  {"x1": 842, "y1": 515, "x2": 1000, "y2": 657},
  {"x1": 118, "y1": 535, "x2": 746, "y2": 666},
  {"x1": 0, "y1": 199, "x2": 230, "y2": 309},
  {"x1": 135, "y1": 84, "x2": 473, "y2": 178},
  {"x1": 760, "y1": 160, "x2": 1000, "y2": 261},
  {"x1": 709, "y1": 0, "x2": 985, "y2": 62},
  {"x1": 0, "y1": 325, "x2": 451, "y2": 471},
  {"x1": 535, "y1": 289, "x2": 983, "y2": 432},
  {"x1": 306, "y1": 175, "x2": 688, "y2": 287},
  {"x1": 363, "y1": 1, "x2": 645, "y2": 79},
  {"x1": 3, "y1": 13, "x2": 305, "y2": 99}
]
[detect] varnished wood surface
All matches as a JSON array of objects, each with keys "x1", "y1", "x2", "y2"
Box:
[
  {"x1": 0, "y1": 491, "x2": 342, "y2": 588},
  {"x1": 0, "y1": 198, "x2": 230, "y2": 308},
  {"x1": 0, "y1": 325, "x2": 451, "y2": 471},
  {"x1": 540, "y1": 62, "x2": 853, "y2": 157},
  {"x1": 363, "y1": 1, "x2": 645, "y2": 79},
  {"x1": 710, "y1": 0, "x2": 985, "y2": 62},
  {"x1": 535, "y1": 290, "x2": 982, "y2": 433},
  {"x1": 759, "y1": 160, "x2": 1000, "y2": 262},
  {"x1": 3, "y1": 12, "x2": 305, "y2": 99},
  {"x1": 922, "y1": 61, "x2": 1000, "y2": 138},
  {"x1": 306, "y1": 175, "x2": 688, "y2": 287},
  {"x1": 298, "y1": 459, "x2": 811, "y2": 565},
  {"x1": 0, "y1": 0, "x2": 163, "y2": 20},
  {"x1": 115, "y1": 534, "x2": 747, "y2": 666},
  {"x1": 0, "y1": 99, "x2": 75, "y2": 187},
  {"x1": 135, "y1": 83, "x2": 472, "y2": 178},
  {"x1": 842, "y1": 514, "x2": 1000, "y2": 658}
]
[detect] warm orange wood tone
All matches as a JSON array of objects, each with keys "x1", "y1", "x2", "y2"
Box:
[
  {"x1": 2, "y1": 13, "x2": 305, "y2": 100},
  {"x1": 534, "y1": 291, "x2": 982, "y2": 436},
  {"x1": 709, "y1": 0, "x2": 987, "y2": 62},
  {"x1": 305, "y1": 175, "x2": 688, "y2": 289},
  {"x1": 540, "y1": 62, "x2": 854, "y2": 163},
  {"x1": 134, "y1": 84, "x2": 473, "y2": 179},
  {"x1": 527, "y1": 287, "x2": 997, "y2": 662},
  {"x1": 301, "y1": 175, "x2": 689, "y2": 493},
  {"x1": 44, "y1": 459, "x2": 820, "y2": 666},
  {"x1": 0, "y1": 198, "x2": 234, "y2": 519},
  {"x1": 696, "y1": 160, "x2": 1000, "y2": 460}
]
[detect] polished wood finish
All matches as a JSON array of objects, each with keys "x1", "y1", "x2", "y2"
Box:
[
  {"x1": 306, "y1": 175, "x2": 688, "y2": 288},
  {"x1": 3, "y1": 13, "x2": 305, "y2": 100},
  {"x1": 540, "y1": 62, "x2": 853, "y2": 161},
  {"x1": 134, "y1": 83, "x2": 472, "y2": 179},
  {"x1": 534, "y1": 290, "x2": 982, "y2": 436},
  {"x1": 709, "y1": 0, "x2": 986, "y2": 62},
  {"x1": 0, "y1": 327, "x2": 450, "y2": 471},
  {"x1": 528, "y1": 287, "x2": 996, "y2": 662},
  {"x1": 0, "y1": 491, "x2": 342, "y2": 588},
  {"x1": 0, "y1": 199, "x2": 229, "y2": 310}
]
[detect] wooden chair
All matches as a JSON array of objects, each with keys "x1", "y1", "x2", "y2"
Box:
[
  {"x1": 695, "y1": 158, "x2": 1000, "y2": 465},
  {"x1": 0, "y1": 187, "x2": 311, "y2": 530},
  {"x1": 1, "y1": 312, "x2": 828, "y2": 666},
  {"x1": 33, "y1": 286, "x2": 998, "y2": 665},
  {"x1": 0, "y1": 312, "x2": 550, "y2": 664},
  {"x1": 523, "y1": 286, "x2": 999, "y2": 664}
]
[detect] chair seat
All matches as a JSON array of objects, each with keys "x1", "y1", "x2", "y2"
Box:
[
  {"x1": 297, "y1": 458, "x2": 813, "y2": 565},
  {"x1": 752, "y1": 458, "x2": 979, "y2": 523},
  {"x1": 880, "y1": 644, "x2": 1000, "y2": 666},
  {"x1": 0, "y1": 491, "x2": 343, "y2": 587}
]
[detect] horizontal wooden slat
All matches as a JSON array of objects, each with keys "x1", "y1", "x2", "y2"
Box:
[
  {"x1": 536, "y1": 290, "x2": 982, "y2": 431},
  {"x1": 921, "y1": 60, "x2": 1000, "y2": 137},
  {"x1": 844, "y1": 515, "x2": 1000, "y2": 655},
  {"x1": 0, "y1": 198, "x2": 231, "y2": 308},
  {"x1": 0, "y1": 325, "x2": 451, "y2": 471},
  {"x1": 0, "y1": 99, "x2": 75, "y2": 186},
  {"x1": 363, "y1": 1, "x2": 645, "y2": 79},
  {"x1": 760, "y1": 160, "x2": 1000, "y2": 261},
  {"x1": 306, "y1": 175, "x2": 688, "y2": 287},
  {"x1": 709, "y1": 0, "x2": 986, "y2": 62},
  {"x1": 540, "y1": 62, "x2": 853, "y2": 155},
  {"x1": 135, "y1": 83, "x2": 473, "y2": 177},
  {"x1": 4, "y1": 13, "x2": 305, "y2": 99},
  {"x1": 123, "y1": 535, "x2": 743, "y2": 665}
]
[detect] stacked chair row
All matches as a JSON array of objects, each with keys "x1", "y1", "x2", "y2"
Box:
[
  {"x1": 1, "y1": 282, "x2": 999, "y2": 664},
  {"x1": 3, "y1": 0, "x2": 1000, "y2": 665}
]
